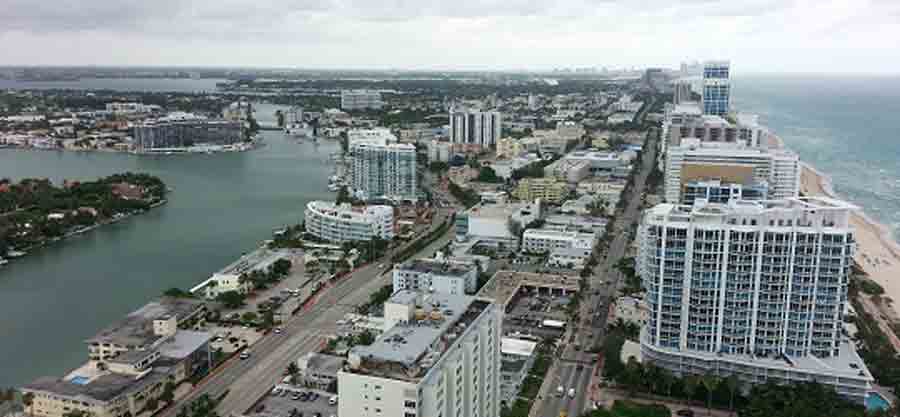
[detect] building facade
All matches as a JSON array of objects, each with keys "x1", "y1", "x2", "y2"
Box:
[
  {"x1": 521, "y1": 229, "x2": 595, "y2": 254},
  {"x1": 513, "y1": 178, "x2": 568, "y2": 204},
  {"x1": 637, "y1": 198, "x2": 873, "y2": 402},
  {"x1": 664, "y1": 139, "x2": 800, "y2": 204},
  {"x1": 350, "y1": 142, "x2": 418, "y2": 201},
  {"x1": 341, "y1": 90, "x2": 384, "y2": 110},
  {"x1": 701, "y1": 61, "x2": 730, "y2": 116},
  {"x1": 450, "y1": 110, "x2": 502, "y2": 147},
  {"x1": 393, "y1": 258, "x2": 479, "y2": 295},
  {"x1": 428, "y1": 140, "x2": 452, "y2": 163},
  {"x1": 338, "y1": 291, "x2": 502, "y2": 417},
  {"x1": 133, "y1": 119, "x2": 241, "y2": 152},
  {"x1": 304, "y1": 201, "x2": 395, "y2": 243}
]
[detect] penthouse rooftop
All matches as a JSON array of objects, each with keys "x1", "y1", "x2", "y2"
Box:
[
  {"x1": 397, "y1": 258, "x2": 475, "y2": 278},
  {"x1": 346, "y1": 291, "x2": 492, "y2": 382},
  {"x1": 646, "y1": 197, "x2": 857, "y2": 227},
  {"x1": 87, "y1": 297, "x2": 205, "y2": 348}
]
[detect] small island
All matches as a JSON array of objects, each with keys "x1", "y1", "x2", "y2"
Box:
[{"x1": 0, "y1": 172, "x2": 167, "y2": 265}]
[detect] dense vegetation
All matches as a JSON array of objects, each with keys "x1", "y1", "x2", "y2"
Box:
[{"x1": 0, "y1": 173, "x2": 166, "y2": 254}]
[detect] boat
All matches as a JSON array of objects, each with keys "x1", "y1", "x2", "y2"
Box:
[
  {"x1": 6, "y1": 250, "x2": 26, "y2": 258},
  {"x1": 0, "y1": 258, "x2": 8, "y2": 266},
  {"x1": 284, "y1": 122, "x2": 314, "y2": 138}
]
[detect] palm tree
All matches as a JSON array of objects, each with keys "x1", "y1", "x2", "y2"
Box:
[
  {"x1": 643, "y1": 363, "x2": 661, "y2": 395},
  {"x1": 683, "y1": 375, "x2": 699, "y2": 407},
  {"x1": 658, "y1": 368, "x2": 675, "y2": 398},
  {"x1": 701, "y1": 373, "x2": 720, "y2": 415},
  {"x1": 725, "y1": 374, "x2": 740, "y2": 414}
]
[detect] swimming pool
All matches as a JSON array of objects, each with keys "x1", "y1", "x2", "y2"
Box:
[
  {"x1": 866, "y1": 392, "x2": 891, "y2": 411},
  {"x1": 69, "y1": 376, "x2": 89, "y2": 385}
]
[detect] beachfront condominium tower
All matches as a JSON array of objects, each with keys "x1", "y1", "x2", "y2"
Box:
[
  {"x1": 349, "y1": 142, "x2": 418, "y2": 202},
  {"x1": 664, "y1": 139, "x2": 800, "y2": 204},
  {"x1": 450, "y1": 109, "x2": 502, "y2": 147},
  {"x1": 637, "y1": 198, "x2": 873, "y2": 402},
  {"x1": 338, "y1": 291, "x2": 501, "y2": 417},
  {"x1": 701, "y1": 61, "x2": 730, "y2": 116}
]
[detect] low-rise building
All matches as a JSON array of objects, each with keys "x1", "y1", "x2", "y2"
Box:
[
  {"x1": 304, "y1": 201, "x2": 395, "y2": 243},
  {"x1": 24, "y1": 298, "x2": 211, "y2": 417},
  {"x1": 547, "y1": 246, "x2": 593, "y2": 269},
  {"x1": 296, "y1": 352, "x2": 344, "y2": 391},
  {"x1": 496, "y1": 137, "x2": 524, "y2": 159},
  {"x1": 521, "y1": 229, "x2": 595, "y2": 254},
  {"x1": 513, "y1": 178, "x2": 568, "y2": 204},
  {"x1": 455, "y1": 201, "x2": 540, "y2": 246},
  {"x1": 393, "y1": 258, "x2": 479, "y2": 295},
  {"x1": 613, "y1": 296, "x2": 649, "y2": 327},
  {"x1": 191, "y1": 248, "x2": 291, "y2": 299},
  {"x1": 500, "y1": 337, "x2": 539, "y2": 405}
]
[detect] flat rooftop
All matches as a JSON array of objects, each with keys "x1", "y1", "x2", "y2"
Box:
[
  {"x1": 26, "y1": 369, "x2": 166, "y2": 403},
  {"x1": 219, "y1": 248, "x2": 289, "y2": 277},
  {"x1": 647, "y1": 197, "x2": 857, "y2": 222},
  {"x1": 87, "y1": 297, "x2": 205, "y2": 347},
  {"x1": 347, "y1": 292, "x2": 492, "y2": 382},
  {"x1": 477, "y1": 271, "x2": 581, "y2": 307},
  {"x1": 501, "y1": 337, "x2": 538, "y2": 357},
  {"x1": 398, "y1": 258, "x2": 475, "y2": 278}
]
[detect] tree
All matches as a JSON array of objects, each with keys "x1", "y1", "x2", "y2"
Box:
[
  {"x1": 287, "y1": 362, "x2": 300, "y2": 377},
  {"x1": 241, "y1": 311, "x2": 258, "y2": 323},
  {"x1": 476, "y1": 166, "x2": 501, "y2": 183},
  {"x1": 701, "y1": 373, "x2": 719, "y2": 415},
  {"x1": 215, "y1": 290, "x2": 246, "y2": 309},
  {"x1": 161, "y1": 381, "x2": 176, "y2": 404},
  {"x1": 683, "y1": 375, "x2": 699, "y2": 406},
  {"x1": 336, "y1": 186, "x2": 353, "y2": 205},
  {"x1": 145, "y1": 397, "x2": 160, "y2": 412},
  {"x1": 725, "y1": 374, "x2": 739, "y2": 413},
  {"x1": 271, "y1": 258, "x2": 292, "y2": 277},
  {"x1": 163, "y1": 287, "x2": 193, "y2": 298}
]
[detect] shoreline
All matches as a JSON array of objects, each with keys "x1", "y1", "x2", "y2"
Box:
[
  {"x1": 800, "y1": 163, "x2": 900, "y2": 309},
  {"x1": 1, "y1": 199, "x2": 169, "y2": 268}
]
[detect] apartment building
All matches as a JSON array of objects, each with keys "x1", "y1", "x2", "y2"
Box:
[
  {"x1": 23, "y1": 298, "x2": 211, "y2": 417},
  {"x1": 428, "y1": 140, "x2": 452, "y2": 163},
  {"x1": 338, "y1": 291, "x2": 502, "y2": 417},
  {"x1": 512, "y1": 178, "x2": 567, "y2": 204},
  {"x1": 341, "y1": 90, "x2": 384, "y2": 110},
  {"x1": 393, "y1": 258, "x2": 479, "y2": 295},
  {"x1": 304, "y1": 201, "x2": 395, "y2": 243},
  {"x1": 349, "y1": 128, "x2": 397, "y2": 147},
  {"x1": 450, "y1": 110, "x2": 502, "y2": 147},
  {"x1": 495, "y1": 137, "x2": 523, "y2": 159},
  {"x1": 133, "y1": 118, "x2": 241, "y2": 152},
  {"x1": 350, "y1": 142, "x2": 418, "y2": 201},
  {"x1": 521, "y1": 229, "x2": 595, "y2": 254},
  {"x1": 664, "y1": 139, "x2": 800, "y2": 204},
  {"x1": 701, "y1": 60, "x2": 730, "y2": 116},
  {"x1": 636, "y1": 198, "x2": 873, "y2": 403},
  {"x1": 454, "y1": 201, "x2": 540, "y2": 246}
]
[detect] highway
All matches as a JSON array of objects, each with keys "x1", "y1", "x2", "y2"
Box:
[
  {"x1": 536, "y1": 127, "x2": 659, "y2": 417},
  {"x1": 160, "y1": 206, "x2": 456, "y2": 417}
]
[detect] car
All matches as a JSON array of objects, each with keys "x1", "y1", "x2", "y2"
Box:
[
  {"x1": 239, "y1": 351, "x2": 251, "y2": 360},
  {"x1": 556, "y1": 385, "x2": 564, "y2": 397},
  {"x1": 274, "y1": 327, "x2": 283, "y2": 334},
  {"x1": 291, "y1": 393, "x2": 301, "y2": 401},
  {"x1": 311, "y1": 392, "x2": 320, "y2": 401},
  {"x1": 576, "y1": 364, "x2": 584, "y2": 370},
  {"x1": 676, "y1": 410, "x2": 694, "y2": 417},
  {"x1": 568, "y1": 388, "x2": 576, "y2": 398},
  {"x1": 329, "y1": 395, "x2": 338, "y2": 406},
  {"x1": 271, "y1": 387, "x2": 281, "y2": 395}
]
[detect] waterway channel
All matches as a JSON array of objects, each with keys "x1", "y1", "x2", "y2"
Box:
[{"x1": 0, "y1": 128, "x2": 338, "y2": 387}]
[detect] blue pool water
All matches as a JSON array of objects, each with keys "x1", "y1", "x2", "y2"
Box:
[
  {"x1": 69, "y1": 376, "x2": 89, "y2": 385},
  {"x1": 866, "y1": 392, "x2": 891, "y2": 411}
]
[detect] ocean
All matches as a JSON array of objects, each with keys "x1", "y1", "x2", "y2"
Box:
[{"x1": 731, "y1": 74, "x2": 900, "y2": 240}]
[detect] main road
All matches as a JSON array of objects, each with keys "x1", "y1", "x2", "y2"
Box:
[
  {"x1": 536, "y1": 126, "x2": 659, "y2": 417},
  {"x1": 161, "y1": 207, "x2": 456, "y2": 417}
]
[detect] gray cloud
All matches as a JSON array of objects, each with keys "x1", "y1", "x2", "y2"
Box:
[{"x1": 0, "y1": 0, "x2": 897, "y2": 73}]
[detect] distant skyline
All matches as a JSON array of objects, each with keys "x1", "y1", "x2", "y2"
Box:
[{"x1": 3, "y1": 0, "x2": 899, "y2": 74}]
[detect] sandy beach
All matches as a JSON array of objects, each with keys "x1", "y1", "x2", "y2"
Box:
[{"x1": 800, "y1": 163, "x2": 900, "y2": 311}]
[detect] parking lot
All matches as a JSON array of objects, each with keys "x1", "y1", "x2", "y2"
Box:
[{"x1": 247, "y1": 386, "x2": 338, "y2": 417}]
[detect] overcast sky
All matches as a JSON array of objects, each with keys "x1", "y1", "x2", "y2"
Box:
[{"x1": 2, "y1": 0, "x2": 899, "y2": 74}]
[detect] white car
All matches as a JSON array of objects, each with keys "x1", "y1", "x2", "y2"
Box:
[
  {"x1": 240, "y1": 351, "x2": 251, "y2": 360},
  {"x1": 556, "y1": 385, "x2": 564, "y2": 397},
  {"x1": 568, "y1": 388, "x2": 576, "y2": 398},
  {"x1": 274, "y1": 327, "x2": 283, "y2": 334}
]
